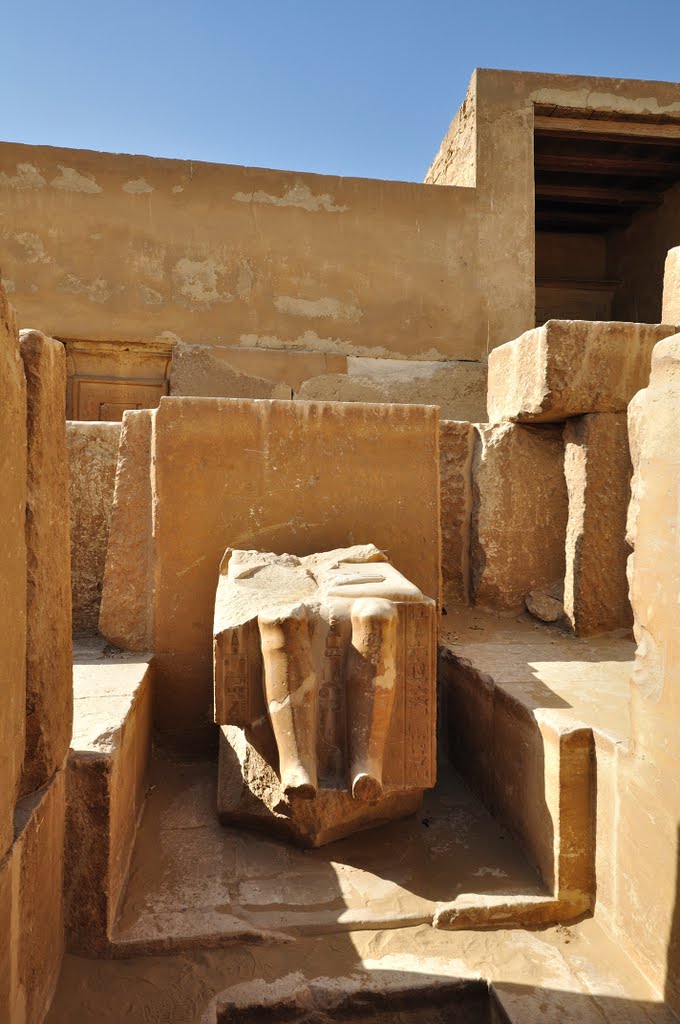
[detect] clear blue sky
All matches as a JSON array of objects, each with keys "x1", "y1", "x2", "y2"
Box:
[{"x1": 3, "y1": 0, "x2": 679, "y2": 182}]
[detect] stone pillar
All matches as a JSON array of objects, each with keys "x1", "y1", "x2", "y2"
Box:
[
  {"x1": 563, "y1": 414, "x2": 632, "y2": 636},
  {"x1": 662, "y1": 247, "x2": 680, "y2": 326},
  {"x1": 66, "y1": 422, "x2": 121, "y2": 633},
  {"x1": 19, "y1": 330, "x2": 72, "y2": 795},
  {"x1": 0, "y1": 283, "x2": 26, "y2": 859},
  {"x1": 439, "y1": 420, "x2": 474, "y2": 608},
  {"x1": 618, "y1": 332, "x2": 680, "y2": 1009},
  {"x1": 471, "y1": 422, "x2": 568, "y2": 612}
]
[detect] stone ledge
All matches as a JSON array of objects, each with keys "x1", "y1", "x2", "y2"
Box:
[
  {"x1": 64, "y1": 639, "x2": 153, "y2": 954},
  {"x1": 439, "y1": 608, "x2": 635, "y2": 908}
]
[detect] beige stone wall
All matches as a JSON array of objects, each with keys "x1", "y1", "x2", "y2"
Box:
[
  {"x1": 67, "y1": 422, "x2": 121, "y2": 632},
  {"x1": 427, "y1": 69, "x2": 680, "y2": 348},
  {"x1": 0, "y1": 141, "x2": 485, "y2": 361}
]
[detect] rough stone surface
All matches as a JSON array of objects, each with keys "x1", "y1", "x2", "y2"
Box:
[
  {"x1": 563, "y1": 414, "x2": 633, "y2": 636},
  {"x1": 67, "y1": 422, "x2": 121, "y2": 632},
  {"x1": 662, "y1": 247, "x2": 680, "y2": 325},
  {"x1": 170, "y1": 344, "x2": 292, "y2": 400},
  {"x1": 0, "y1": 769, "x2": 66, "y2": 1024},
  {"x1": 470, "y1": 422, "x2": 568, "y2": 612},
  {"x1": 297, "y1": 359, "x2": 488, "y2": 422},
  {"x1": 101, "y1": 398, "x2": 440, "y2": 751},
  {"x1": 487, "y1": 320, "x2": 677, "y2": 423},
  {"x1": 214, "y1": 546, "x2": 436, "y2": 846},
  {"x1": 99, "y1": 410, "x2": 154, "y2": 651},
  {"x1": 19, "y1": 329, "x2": 72, "y2": 796},
  {"x1": 0, "y1": 280, "x2": 26, "y2": 858},
  {"x1": 525, "y1": 581, "x2": 565, "y2": 623},
  {"x1": 622, "y1": 333, "x2": 680, "y2": 1006},
  {"x1": 439, "y1": 420, "x2": 474, "y2": 608}
]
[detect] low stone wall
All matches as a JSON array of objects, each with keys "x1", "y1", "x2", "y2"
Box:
[{"x1": 66, "y1": 422, "x2": 121, "y2": 633}]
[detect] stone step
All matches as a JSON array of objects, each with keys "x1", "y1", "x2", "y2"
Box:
[{"x1": 438, "y1": 606, "x2": 635, "y2": 920}]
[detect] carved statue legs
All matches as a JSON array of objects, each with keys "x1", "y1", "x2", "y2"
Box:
[
  {"x1": 259, "y1": 604, "x2": 318, "y2": 800},
  {"x1": 347, "y1": 597, "x2": 398, "y2": 803}
]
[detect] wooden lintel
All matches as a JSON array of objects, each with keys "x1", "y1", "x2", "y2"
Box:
[
  {"x1": 535, "y1": 183, "x2": 660, "y2": 205},
  {"x1": 534, "y1": 115, "x2": 680, "y2": 144},
  {"x1": 534, "y1": 152, "x2": 680, "y2": 178}
]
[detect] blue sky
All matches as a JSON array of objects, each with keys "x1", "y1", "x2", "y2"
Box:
[{"x1": 3, "y1": 0, "x2": 679, "y2": 182}]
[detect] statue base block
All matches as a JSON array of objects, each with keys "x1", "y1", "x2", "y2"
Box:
[{"x1": 217, "y1": 725, "x2": 424, "y2": 848}]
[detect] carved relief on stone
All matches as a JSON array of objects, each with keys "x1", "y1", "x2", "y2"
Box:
[{"x1": 213, "y1": 544, "x2": 436, "y2": 846}]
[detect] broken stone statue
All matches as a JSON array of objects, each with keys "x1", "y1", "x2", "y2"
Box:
[{"x1": 213, "y1": 544, "x2": 437, "y2": 846}]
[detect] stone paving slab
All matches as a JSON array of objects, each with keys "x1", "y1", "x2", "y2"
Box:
[{"x1": 112, "y1": 758, "x2": 546, "y2": 954}]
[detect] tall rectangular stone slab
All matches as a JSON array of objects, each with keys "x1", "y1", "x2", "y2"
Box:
[
  {"x1": 439, "y1": 420, "x2": 474, "y2": 608},
  {"x1": 0, "y1": 282, "x2": 26, "y2": 858},
  {"x1": 19, "y1": 330, "x2": 72, "y2": 795},
  {"x1": 563, "y1": 414, "x2": 633, "y2": 637},
  {"x1": 662, "y1": 247, "x2": 680, "y2": 325},
  {"x1": 67, "y1": 422, "x2": 121, "y2": 633},
  {"x1": 99, "y1": 410, "x2": 154, "y2": 651},
  {"x1": 618, "y1": 333, "x2": 680, "y2": 1008},
  {"x1": 101, "y1": 397, "x2": 440, "y2": 750},
  {"x1": 487, "y1": 320, "x2": 676, "y2": 423},
  {"x1": 471, "y1": 422, "x2": 568, "y2": 612},
  {"x1": 0, "y1": 769, "x2": 66, "y2": 1024}
]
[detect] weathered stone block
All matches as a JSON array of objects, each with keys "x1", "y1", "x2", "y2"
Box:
[
  {"x1": 19, "y1": 330, "x2": 72, "y2": 795},
  {"x1": 170, "y1": 344, "x2": 351, "y2": 399},
  {"x1": 439, "y1": 420, "x2": 473, "y2": 608},
  {"x1": 0, "y1": 768, "x2": 66, "y2": 1024},
  {"x1": 0, "y1": 281, "x2": 26, "y2": 858},
  {"x1": 662, "y1": 247, "x2": 680, "y2": 325},
  {"x1": 487, "y1": 319, "x2": 676, "y2": 423},
  {"x1": 99, "y1": 410, "x2": 154, "y2": 651},
  {"x1": 471, "y1": 422, "x2": 568, "y2": 612},
  {"x1": 170, "y1": 344, "x2": 293, "y2": 399},
  {"x1": 67, "y1": 421, "x2": 121, "y2": 633},
  {"x1": 563, "y1": 413, "x2": 632, "y2": 636},
  {"x1": 214, "y1": 546, "x2": 436, "y2": 846},
  {"x1": 101, "y1": 398, "x2": 440, "y2": 750},
  {"x1": 297, "y1": 358, "x2": 488, "y2": 422}
]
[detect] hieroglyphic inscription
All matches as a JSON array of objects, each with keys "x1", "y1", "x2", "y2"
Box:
[
  {"x1": 403, "y1": 602, "x2": 436, "y2": 788},
  {"x1": 317, "y1": 615, "x2": 350, "y2": 787},
  {"x1": 214, "y1": 620, "x2": 264, "y2": 726}
]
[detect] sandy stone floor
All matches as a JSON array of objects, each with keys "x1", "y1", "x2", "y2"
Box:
[
  {"x1": 48, "y1": 917, "x2": 677, "y2": 1024},
  {"x1": 112, "y1": 758, "x2": 545, "y2": 954}
]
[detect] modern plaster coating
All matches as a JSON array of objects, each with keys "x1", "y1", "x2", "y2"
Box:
[{"x1": 0, "y1": 142, "x2": 483, "y2": 360}]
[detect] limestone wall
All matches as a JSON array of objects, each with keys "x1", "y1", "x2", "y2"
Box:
[
  {"x1": 66, "y1": 422, "x2": 121, "y2": 632},
  {"x1": 0, "y1": 279, "x2": 72, "y2": 1023},
  {"x1": 0, "y1": 142, "x2": 485, "y2": 361}
]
